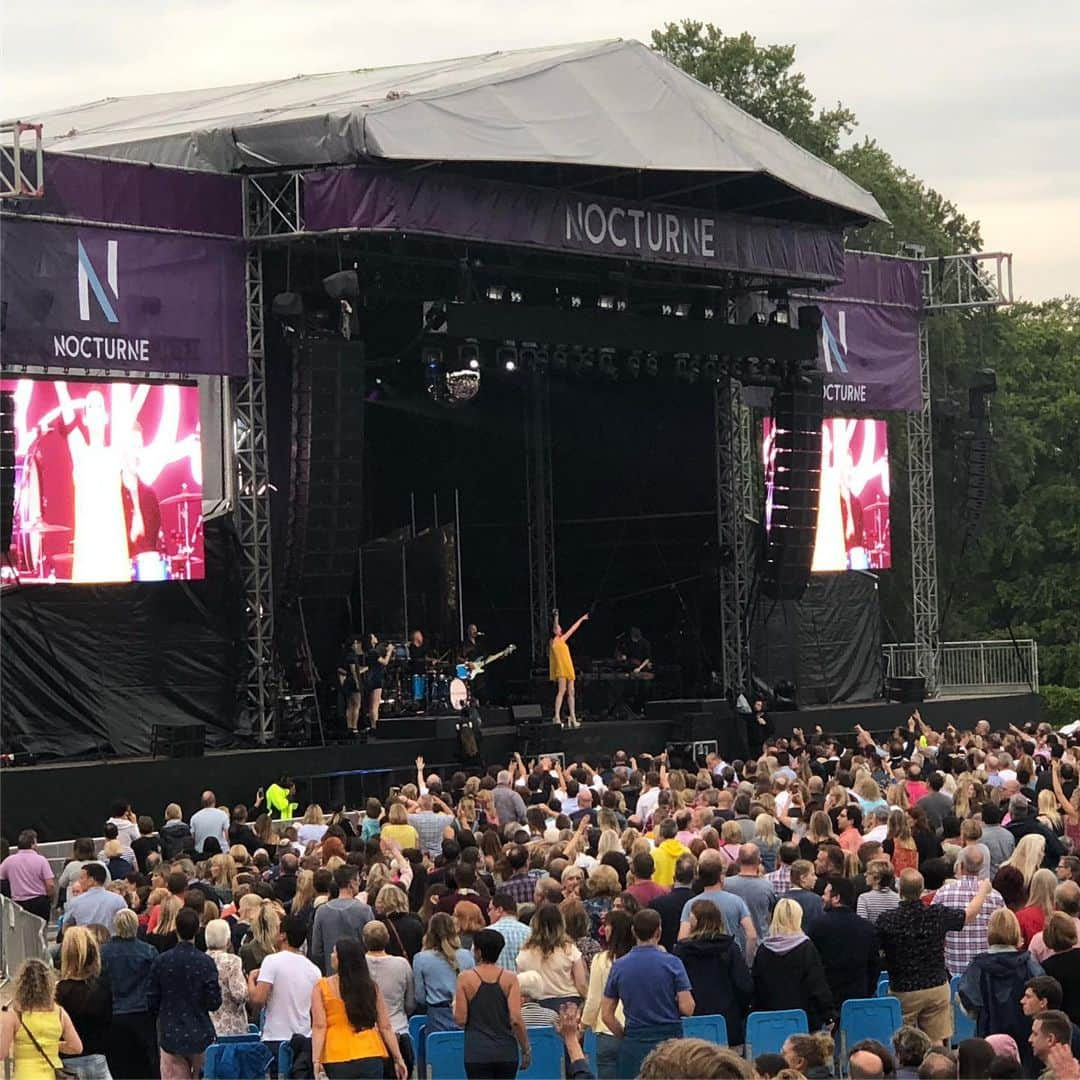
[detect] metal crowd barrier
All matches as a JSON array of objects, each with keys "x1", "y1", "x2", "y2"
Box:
[
  {"x1": 0, "y1": 894, "x2": 50, "y2": 984},
  {"x1": 883, "y1": 639, "x2": 1039, "y2": 696}
]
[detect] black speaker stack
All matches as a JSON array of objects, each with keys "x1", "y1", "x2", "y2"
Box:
[
  {"x1": 150, "y1": 723, "x2": 206, "y2": 758},
  {"x1": 0, "y1": 391, "x2": 14, "y2": 554},
  {"x1": 762, "y1": 372, "x2": 823, "y2": 601}
]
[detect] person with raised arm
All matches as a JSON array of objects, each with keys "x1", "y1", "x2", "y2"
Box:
[{"x1": 550, "y1": 612, "x2": 589, "y2": 729}]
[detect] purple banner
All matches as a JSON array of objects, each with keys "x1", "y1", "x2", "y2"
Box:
[
  {"x1": 16, "y1": 152, "x2": 243, "y2": 236},
  {"x1": 304, "y1": 167, "x2": 846, "y2": 283},
  {"x1": 1, "y1": 218, "x2": 247, "y2": 376},
  {"x1": 800, "y1": 252, "x2": 923, "y2": 412}
]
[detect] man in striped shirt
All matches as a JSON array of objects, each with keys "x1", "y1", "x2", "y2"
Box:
[{"x1": 767, "y1": 843, "x2": 799, "y2": 896}]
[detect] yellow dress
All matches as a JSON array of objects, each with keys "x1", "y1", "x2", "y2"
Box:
[
  {"x1": 549, "y1": 637, "x2": 575, "y2": 681},
  {"x1": 12, "y1": 1008, "x2": 63, "y2": 1080}
]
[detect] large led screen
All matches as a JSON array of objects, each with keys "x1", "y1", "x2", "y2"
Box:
[
  {"x1": 763, "y1": 416, "x2": 891, "y2": 572},
  {"x1": 2, "y1": 378, "x2": 204, "y2": 584}
]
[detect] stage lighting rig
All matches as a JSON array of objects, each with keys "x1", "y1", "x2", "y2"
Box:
[
  {"x1": 552, "y1": 345, "x2": 569, "y2": 370},
  {"x1": 645, "y1": 352, "x2": 659, "y2": 377},
  {"x1": 323, "y1": 269, "x2": 361, "y2": 339},
  {"x1": 519, "y1": 342, "x2": 547, "y2": 371},
  {"x1": 445, "y1": 369, "x2": 481, "y2": 405},
  {"x1": 597, "y1": 295, "x2": 616, "y2": 311},
  {"x1": 748, "y1": 312, "x2": 768, "y2": 327},
  {"x1": 599, "y1": 347, "x2": 617, "y2": 379},
  {"x1": 625, "y1": 350, "x2": 642, "y2": 379},
  {"x1": 674, "y1": 352, "x2": 691, "y2": 381},
  {"x1": 485, "y1": 285, "x2": 506, "y2": 302}
]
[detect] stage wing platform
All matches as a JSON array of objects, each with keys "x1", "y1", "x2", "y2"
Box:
[{"x1": 2, "y1": 693, "x2": 1039, "y2": 840}]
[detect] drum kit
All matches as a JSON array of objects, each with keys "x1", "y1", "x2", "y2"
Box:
[{"x1": 380, "y1": 643, "x2": 516, "y2": 717}]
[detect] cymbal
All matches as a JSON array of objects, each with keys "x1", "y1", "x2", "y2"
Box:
[
  {"x1": 864, "y1": 500, "x2": 890, "y2": 511},
  {"x1": 160, "y1": 492, "x2": 202, "y2": 507},
  {"x1": 22, "y1": 521, "x2": 72, "y2": 535}
]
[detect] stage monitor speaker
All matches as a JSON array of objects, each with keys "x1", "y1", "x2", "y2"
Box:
[
  {"x1": 675, "y1": 712, "x2": 719, "y2": 742},
  {"x1": 510, "y1": 704, "x2": 544, "y2": 724},
  {"x1": 886, "y1": 675, "x2": 926, "y2": 703},
  {"x1": 761, "y1": 372, "x2": 823, "y2": 602},
  {"x1": 150, "y1": 723, "x2": 205, "y2": 759},
  {"x1": 0, "y1": 391, "x2": 14, "y2": 552}
]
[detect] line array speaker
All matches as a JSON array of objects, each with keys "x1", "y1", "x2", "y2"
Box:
[
  {"x1": 0, "y1": 391, "x2": 14, "y2": 552},
  {"x1": 761, "y1": 373, "x2": 823, "y2": 601}
]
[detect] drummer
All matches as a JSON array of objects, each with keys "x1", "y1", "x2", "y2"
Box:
[{"x1": 408, "y1": 629, "x2": 430, "y2": 672}]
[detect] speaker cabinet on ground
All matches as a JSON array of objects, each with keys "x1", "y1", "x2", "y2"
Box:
[
  {"x1": 762, "y1": 372, "x2": 823, "y2": 602},
  {"x1": 150, "y1": 723, "x2": 205, "y2": 759},
  {"x1": 510, "y1": 703, "x2": 544, "y2": 723},
  {"x1": 886, "y1": 676, "x2": 926, "y2": 703}
]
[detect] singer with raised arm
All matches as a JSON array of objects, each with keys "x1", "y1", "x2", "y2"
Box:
[{"x1": 550, "y1": 611, "x2": 589, "y2": 729}]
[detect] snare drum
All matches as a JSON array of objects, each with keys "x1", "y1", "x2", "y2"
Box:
[
  {"x1": 449, "y1": 677, "x2": 469, "y2": 711},
  {"x1": 133, "y1": 551, "x2": 170, "y2": 581},
  {"x1": 455, "y1": 663, "x2": 471, "y2": 680}
]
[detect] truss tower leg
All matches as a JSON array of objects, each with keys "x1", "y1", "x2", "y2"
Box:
[{"x1": 525, "y1": 368, "x2": 556, "y2": 666}]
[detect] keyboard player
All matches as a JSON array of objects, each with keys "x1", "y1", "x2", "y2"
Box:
[{"x1": 615, "y1": 626, "x2": 652, "y2": 674}]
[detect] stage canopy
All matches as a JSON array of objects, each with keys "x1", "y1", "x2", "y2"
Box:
[{"x1": 22, "y1": 39, "x2": 885, "y2": 227}]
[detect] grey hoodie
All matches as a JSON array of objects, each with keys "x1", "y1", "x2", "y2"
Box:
[{"x1": 761, "y1": 931, "x2": 809, "y2": 955}]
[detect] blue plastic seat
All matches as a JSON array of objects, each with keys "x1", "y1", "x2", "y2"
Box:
[
  {"x1": 744, "y1": 1009, "x2": 808, "y2": 1059},
  {"x1": 203, "y1": 1039, "x2": 274, "y2": 1079},
  {"x1": 683, "y1": 1014, "x2": 730, "y2": 1045},
  {"x1": 409, "y1": 1014, "x2": 428, "y2": 1076},
  {"x1": 518, "y1": 1026, "x2": 565, "y2": 1080},
  {"x1": 839, "y1": 997, "x2": 903, "y2": 1069},
  {"x1": 278, "y1": 1040, "x2": 294, "y2": 1080},
  {"x1": 426, "y1": 1029, "x2": 466, "y2": 1079},
  {"x1": 951, "y1": 973, "x2": 976, "y2": 1045},
  {"x1": 876, "y1": 973, "x2": 891, "y2": 997}
]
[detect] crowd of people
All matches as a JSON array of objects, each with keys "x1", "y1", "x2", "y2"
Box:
[{"x1": 6, "y1": 716, "x2": 1080, "y2": 1079}]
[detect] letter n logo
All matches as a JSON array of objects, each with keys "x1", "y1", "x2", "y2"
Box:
[
  {"x1": 819, "y1": 311, "x2": 848, "y2": 374},
  {"x1": 77, "y1": 238, "x2": 119, "y2": 323}
]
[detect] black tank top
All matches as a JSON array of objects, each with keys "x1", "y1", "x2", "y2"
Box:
[{"x1": 464, "y1": 971, "x2": 518, "y2": 1064}]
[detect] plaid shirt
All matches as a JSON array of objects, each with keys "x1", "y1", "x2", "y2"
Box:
[
  {"x1": 502, "y1": 870, "x2": 540, "y2": 908},
  {"x1": 490, "y1": 914, "x2": 530, "y2": 972},
  {"x1": 407, "y1": 811, "x2": 455, "y2": 856},
  {"x1": 931, "y1": 876, "x2": 1004, "y2": 977},
  {"x1": 766, "y1": 864, "x2": 792, "y2": 896}
]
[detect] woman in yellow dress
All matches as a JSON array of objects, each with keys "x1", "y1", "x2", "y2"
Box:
[
  {"x1": 0, "y1": 958, "x2": 83, "y2": 1080},
  {"x1": 550, "y1": 611, "x2": 589, "y2": 729}
]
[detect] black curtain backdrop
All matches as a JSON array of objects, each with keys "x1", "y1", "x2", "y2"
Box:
[
  {"x1": 0, "y1": 518, "x2": 245, "y2": 758},
  {"x1": 751, "y1": 571, "x2": 883, "y2": 706}
]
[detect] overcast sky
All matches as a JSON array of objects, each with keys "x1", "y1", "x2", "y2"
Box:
[{"x1": 2, "y1": 0, "x2": 1075, "y2": 301}]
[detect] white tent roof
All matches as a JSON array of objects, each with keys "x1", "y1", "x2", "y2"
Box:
[{"x1": 21, "y1": 39, "x2": 885, "y2": 223}]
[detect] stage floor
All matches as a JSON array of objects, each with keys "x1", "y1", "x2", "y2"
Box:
[{"x1": 2, "y1": 692, "x2": 1041, "y2": 840}]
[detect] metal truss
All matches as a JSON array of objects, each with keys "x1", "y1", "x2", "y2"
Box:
[
  {"x1": 715, "y1": 377, "x2": 751, "y2": 693},
  {"x1": 905, "y1": 249, "x2": 1014, "y2": 695},
  {"x1": 235, "y1": 178, "x2": 277, "y2": 741},
  {"x1": 0, "y1": 122, "x2": 43, "y2": 199},
  {"x1": 525, "y1": 366, "x2": 556, "y2": 666},
  {"x1": 246, "y1": 172, "x2": 303, "y2": 238}
]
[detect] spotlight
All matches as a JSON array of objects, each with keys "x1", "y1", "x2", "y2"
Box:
[
  {"x1": 597, "y1": 295, "x2": 616, "y2": 311},
  {"x1": 497, "y1": 340, "x2": 518, "y2": 372},
  {"x1": 509, "y1": 289, "x2": 524, "y2": 304},
  {"x1": 599, "y1": 347, "x2": 617, "y2": 379},
  {"x1": 570, "y1": 295, "x2": 583, "y2": 309},
  {"x1": 552, "y1": 345, "x2": 568, "y2": 370},
  {"x1": 769, "y1": 306, "x2": 790, "y2": 326},
  {"x1": 458, "y1": 338, "x2": 480, "y2": 371},
  {"x1": 674, "y1": 303, "x2": 691, "y2": 318},
  {"x1": 616, "y1": 298, "x2": 629, "y2": 312},
  {"x1": 645, "y1": 352, "x2": 659, "y2": 377},
  {"x1": 626, "y1": 351, "x2": 641, "y2": 379},
  {"x1": 748, "y1": 312, "x2": 768, "y2": 326},
  {"x1": 704, "y1": 306, "x2": 716, "y2": 320},
  {"x1": 661, "y1": 303, "x2": 673, "y2": 317},
  {"x1": 485, "y1": 285, "x2": 506, "y2": 302}
]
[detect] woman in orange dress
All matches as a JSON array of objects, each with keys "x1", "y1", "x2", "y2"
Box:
[{"x1": 550, "y1": 611, "x2": 589, "y2": 729}]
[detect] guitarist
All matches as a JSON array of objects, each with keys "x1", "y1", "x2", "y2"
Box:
[{"x1": 459, "y1": 623, "x2": 486, "y2": 704}]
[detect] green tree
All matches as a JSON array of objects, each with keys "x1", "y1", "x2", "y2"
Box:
[
  {"x1": 651, "y1": 20, "x2": 856, "y2": 161},
  {"x1": 651, "y1": 19, "x2": 982, "y2": 257}
]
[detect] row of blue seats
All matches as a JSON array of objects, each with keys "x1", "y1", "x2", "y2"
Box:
[
  {"x1": 877, "y1": 973, "x2": 976, "y2": 1046},
  {"x1": 204, "y1": 987, "x2": 965, "y2": 1079}
]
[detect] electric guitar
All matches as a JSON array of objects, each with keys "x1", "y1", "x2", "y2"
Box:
[{"x1": 462, "y1": 643, "x2": 517, "y2": 679}]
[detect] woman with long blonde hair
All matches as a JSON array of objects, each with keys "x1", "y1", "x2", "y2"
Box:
[
  {"x1": 753, "y1": 813, "x2": 781, "y2": 872},
  {"x1": 884, "y1": 809, "x2": 919, "y2": 876},
  {"x1": 886, "y1": 782, "x2": 910, "y2": 812},
  {"x1": 1037, "y1": 789, "x2": 1064, "y2": 835},
  {"x1": 516, "y1": 903, "x2": 588, "y2": 1008},
  {"x1": 209, "y1": 852, "x2": 238, "y2": 905},
  {"x1": 240, "y1": 899, "x2": 280, "y2": 974},
  {"x1": 1001, "y1": 834, "x2": 1046, "y2": 891},
  {"x1": 56, "y1": 926, "x2": 112, "y2": 1078},
  {"x1": 147, "y1": 894, "x2": 183, "y2": 952},
  {"x1": 413, "y1": 912, "x2": 474, "y2": 1032},
  {"x1": 1016, "y1": 867, "x2": 1058, "y2": 947},
  {"x1": 0, "y1": 959, "x2": 82, "y2": 1079},
  {"x1": 853, "y1": 775, "x2": 886, "y2": 814}
]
